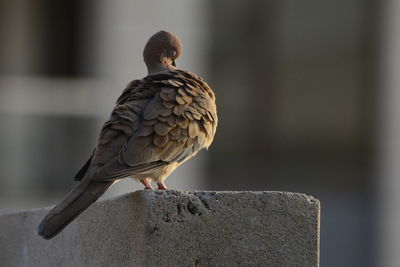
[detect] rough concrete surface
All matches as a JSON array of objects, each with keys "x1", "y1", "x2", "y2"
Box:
[{"x1": 0, "y1": 190, "x2": 320, "y2": 267}]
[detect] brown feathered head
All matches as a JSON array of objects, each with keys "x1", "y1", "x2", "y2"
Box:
[{"x1": 143, "y1": 31, "x2": 183, "y2": 74}]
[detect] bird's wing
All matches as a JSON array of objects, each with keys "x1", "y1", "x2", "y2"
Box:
[
  {"x1": 92, "y1": 70, "x2": 217, "y2": 181},
  {"x1": 73, "y1": 79, "x2": 152, "y2": 179},
  {"x1": 74, "y1": 151, "x2": 93, "y2": 181}
]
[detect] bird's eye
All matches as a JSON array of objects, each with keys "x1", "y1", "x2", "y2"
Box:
[{"x1": 170, "y1": 50, "x2": 177, "y2": 58}]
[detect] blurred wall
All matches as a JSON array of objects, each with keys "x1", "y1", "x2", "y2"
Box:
[{"x1": 378, "y1": 0, "x2": 400, "y2": 266}]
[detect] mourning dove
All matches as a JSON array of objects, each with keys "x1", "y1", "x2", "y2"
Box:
[{"x1": 37, "y1": 31, "x2": 218, "y2": 239}]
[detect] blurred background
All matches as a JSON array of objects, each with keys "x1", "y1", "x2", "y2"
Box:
[{"x1": 0, "y1": 0, "x2": 399, "y2": 266}]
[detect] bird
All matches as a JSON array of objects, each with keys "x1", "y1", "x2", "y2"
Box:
[{"x1": 37, "y1": 30, "x2": 218, "y2": 239}]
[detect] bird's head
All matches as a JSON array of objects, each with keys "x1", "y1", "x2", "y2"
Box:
[{"x1": 143, "y1": 31, "x2": 182, "y2": 75}]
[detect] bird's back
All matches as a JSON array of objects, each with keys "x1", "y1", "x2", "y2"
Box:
[{"x1": 88, "y1": 69, "x2": 218, "y2": 182}]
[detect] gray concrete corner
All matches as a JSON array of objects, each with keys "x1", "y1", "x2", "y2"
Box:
[{"x1": 0, "y1": 190, "x2": 320, "y2": 267}]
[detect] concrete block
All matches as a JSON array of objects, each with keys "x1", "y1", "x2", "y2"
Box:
[{"x1": 0, "y1": 190, "x2": 320, "y2": 266}]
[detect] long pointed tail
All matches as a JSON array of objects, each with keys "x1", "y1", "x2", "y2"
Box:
[{"x1": 37, "y1": 179, "x2": 113, "y2": 239}]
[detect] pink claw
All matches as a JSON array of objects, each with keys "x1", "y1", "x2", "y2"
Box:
[
  {"x1": 139, "y1": 178, "x2": 153, "y2": 190},
  {"x1": 157, "y1": 182, "x2": 168, "y2": 190}
]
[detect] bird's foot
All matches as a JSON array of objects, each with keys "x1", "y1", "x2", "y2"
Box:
[
  {"x1": 157, "y1": 182, "x2": 168, "y2": 190},
  {"x1": 139, "y1": 178, "x2": 153, "y2": 190}
]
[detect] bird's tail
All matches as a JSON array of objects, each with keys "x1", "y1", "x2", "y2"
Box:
[{"x1": 37, "y1": 179, "x2": 113, "y2": 239}]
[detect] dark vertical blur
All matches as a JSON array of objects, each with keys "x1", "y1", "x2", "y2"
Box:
[
  {"x1": 42, "y1": 0, "x2": 82, "y2": 76},
  {"x1": 0, "y1": 0, "x2": 84, "y2": 76},
  {"x1": 208, "y1": 0, "x2": 378, "y2": 266}
]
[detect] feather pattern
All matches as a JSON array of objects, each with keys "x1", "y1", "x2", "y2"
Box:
[{"x1": 87, "y1": 70, "x2": 217, "y2": 181}]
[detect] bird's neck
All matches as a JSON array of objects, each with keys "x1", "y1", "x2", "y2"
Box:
[{"x1": 146, "y1": 62, "x2": 176, "y2": 75}]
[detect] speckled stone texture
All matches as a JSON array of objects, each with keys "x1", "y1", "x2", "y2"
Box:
[{"x1": 0, "y1": 190, "x2": 320, "y2": 267}]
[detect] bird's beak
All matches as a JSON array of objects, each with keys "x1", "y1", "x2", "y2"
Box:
[{"x1": 172, "y1": 60, "x2": 176, "y2": 67}]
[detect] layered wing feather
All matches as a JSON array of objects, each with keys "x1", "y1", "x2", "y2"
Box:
[{"x1": 75, "y1": 70, "x2": 217, "y2": 181}]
